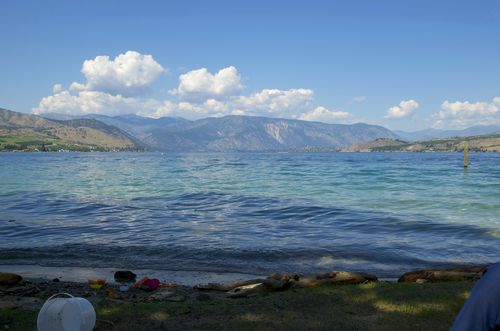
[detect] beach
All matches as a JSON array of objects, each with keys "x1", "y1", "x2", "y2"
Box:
[{"x1": 1, "y1": 271, "x2": 474, "y2": 331}]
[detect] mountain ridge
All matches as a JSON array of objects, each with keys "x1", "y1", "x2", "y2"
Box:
[{"x1": 41, "y1": 113, "x2": 397, "y2": 152}]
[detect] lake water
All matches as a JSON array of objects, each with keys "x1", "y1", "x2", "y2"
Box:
[{"x1": 1, "y1": 152, "x2": 499, "y2": 278}]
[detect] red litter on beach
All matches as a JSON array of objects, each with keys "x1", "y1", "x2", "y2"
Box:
[{"x1": 134, "y1": 277, "x2": 160, "y2": 290}]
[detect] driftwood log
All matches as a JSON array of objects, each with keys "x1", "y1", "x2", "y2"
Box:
[
  {"x1": 398, "y1": 266, "x2": 486, "y2": 283},
  {"x1": 194, "y1": 271, "x2": 378, "y2": 298},
  {"x1": 290, "y1": 271, "x2": 378, "y2": 288}
]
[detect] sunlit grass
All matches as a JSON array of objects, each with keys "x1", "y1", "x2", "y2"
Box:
[{"x1": 0, "y1": 281, "x2": 473, "y2": 331}]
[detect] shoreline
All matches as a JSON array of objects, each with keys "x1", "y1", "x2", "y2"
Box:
[
  {"x1": 1, "y1": 270, "x2": 475, "y2": 331},
  {"x1": 0, "y1": 264, "x2": 265, "y2": 287},
  {"x1": 1, "y1": 263, "x2": 486, "y2": 286}
]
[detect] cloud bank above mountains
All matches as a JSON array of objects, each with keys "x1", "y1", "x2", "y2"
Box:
[
  {"x1": 32, "y1": 50, "x2": 500, "y2": 129},
  {"x1": 33, "y1": 50, "x2": 348, "y2": 123}
]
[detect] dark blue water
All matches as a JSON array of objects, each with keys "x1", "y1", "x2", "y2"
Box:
[{"x1": 1, "y1": 152, "x2": 499, "y2": 277}]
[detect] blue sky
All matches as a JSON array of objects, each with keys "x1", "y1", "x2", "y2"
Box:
[{"x1": 1, "y1": 0, "x2": 499, "y2": 131}]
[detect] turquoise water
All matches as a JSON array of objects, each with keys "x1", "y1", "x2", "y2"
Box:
[{"x1": 1, "y1": 152, "x2": 499, "y2": 277}]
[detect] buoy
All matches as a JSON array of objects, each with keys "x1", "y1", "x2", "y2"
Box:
[{"x1": 37, "y1": 293, "x2": 95, "y2": 331}]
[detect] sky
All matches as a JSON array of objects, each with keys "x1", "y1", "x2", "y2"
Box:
[{"x1": 1, "y1": 0, "x2": 499, "y2": 131}]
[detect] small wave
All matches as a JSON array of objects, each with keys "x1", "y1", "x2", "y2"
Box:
[{"x1": 1, "y1": 191, "x2": 499, "y2": 276}]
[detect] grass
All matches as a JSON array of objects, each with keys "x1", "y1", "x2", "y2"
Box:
[{"x1": 0, "y1": 281, "x2": 473, "y2": 331}]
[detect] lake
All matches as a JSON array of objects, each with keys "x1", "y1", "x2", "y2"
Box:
[{"x1": 1, "y1": 152, "x2": 499, "y2": 278}]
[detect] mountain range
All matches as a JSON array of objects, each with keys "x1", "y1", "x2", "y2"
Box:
[
  {"x1": 37, "y1": 111, "x2": 397, "y2": 151},
  {"x1": 2, "y1": 107, "x2": 499, "y2": 152}
]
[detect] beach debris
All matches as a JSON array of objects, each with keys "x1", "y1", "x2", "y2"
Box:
[
  {"x1": 134, "y1": 277, "x2": 160, "y2": 291},
  {"x1": 415, "y1": 279, "x2": 429, "y2": 284},
  {"x1": 87, "y1": 279, "x2": 106, "y2": 290},
  {"x1": 226, "y1": 283, "x2": 266, "y2": 298},
  {"x1": 194, "y1": 278, "x2": 286, "y2": 292},
  {"x1": 160, "y1": 283, "x2": 177, "y2": 288},
  {"x1": 143, "y1": 278, "x2": 160, "y2": 291},
  {"x1": 134, "y1": 276, "x2": 148, "y2": 288},
  {"x1": 398, "y1": 266, "x2": 486, "y2": 283},
  {"x1": 0, "y1": 272, "x2": 22, "y2": 285},
  {"x1": 195, "y1": 271, "x2": 377, "y2": 297},
  {"x1": 114, "y1": 270, "x2": 137, "y2": 282},
  {"x1": 290, "y1": 271, "x2": 378, "y2": 288},
  {"x1": 119, "y1": 284, "x2": 131, "y2": 292}
]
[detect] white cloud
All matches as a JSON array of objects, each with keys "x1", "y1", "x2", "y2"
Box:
[
  {"x1": 433, "y1": 98, "x2": 500, "y2": 128},
  {"x1": 33, "y1": 53, "x2": 346, "y2": 122},
  {"x1": 144, "y1": 88, "x2": 317, "y2": 119},
  {"x1": 352, "y1": 96, "x2": 366, "y2": 103},
  {"x1": 52, "y1": 84, "x2": 63, "y2": 93},
  {"x1": 33, "y1": 90, "x2": 159, "y2": 117},
  {"x1": 299, "y1": 106, "x2": 351, "y2": 123},
  {"x1": 172, "y1": 66, "x2": 243, "y2": 101},
  {"x1": 386, "y1": 99, "x2": 419, "y2": 119},
  {"x1": 232, "y1": 88, "x2": 314, "y2": 118},
  {"x1": 76, "y1": 51, "x2": 165, "y2": 96},
  {"x1": 148, "y1": 99, "x2": 230, "y2": 119}
]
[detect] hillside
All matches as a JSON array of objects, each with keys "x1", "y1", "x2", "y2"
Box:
[
  {"x1": 44, "y1": 113, "x2": 397, "y2": 152},
  {"x1": 343, "y1": 135, "x2": 500, "y2": 152},
  {"x1": 341, "y1": 138, "x2": 408, "y2": 152},
  {"x1": 0, "y1": 108, "x2": 140, "y2": 151}
]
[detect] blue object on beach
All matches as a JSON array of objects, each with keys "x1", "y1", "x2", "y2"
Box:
[{"x1": 450, "y1": 262, "x2": 500, "y2": 331}]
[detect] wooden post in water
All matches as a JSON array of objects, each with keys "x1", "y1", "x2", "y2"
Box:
[{"x1": 463, "y1": 143, "x2": 469, "y2": 168}]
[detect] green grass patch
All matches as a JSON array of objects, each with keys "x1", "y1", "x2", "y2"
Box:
[
  {"x1": 0, "y1": 282, "x2": 473, "y2": 331},
  {"x1": 0, "y1": 308, "x2": 37, "y2": 331}
]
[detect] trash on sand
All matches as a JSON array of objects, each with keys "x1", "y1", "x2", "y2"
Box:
[
  {"x1": 114, "y1": 270, "x2": 137, "y2": 282},
  {"x1": 87, "y1": 279, "x2": 106, "y2": 290},
  {"x1": 160, "y1": 283, "x2": 177, "y2": 288},
  {"x1": 133, "y1": 277, "x2": 160, "y2": 291}
]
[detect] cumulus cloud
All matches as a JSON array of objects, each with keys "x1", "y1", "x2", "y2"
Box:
[
  {"x1": 149, "y1": 99, "x2": 230, "y2": 119},
  {"x1": 33, "y1": 90, "x2": 159, "y2": 117},
  {"x1": 386, "y1": 99, "x2": 419, "y2": 119},
  {"x1": 433, "y1": 97, "x2": 500, "y2": 128},
  {"x1": 232, "y1": 88, "x2": 314, "y2": 118},
  {"x1": 145, "y1": 88, "x2": 317, "y2": 119},
  {"x1": 76, "y1": 51, "x2": 164, "y2": 96},
  {"x1": 33, "y1": 52, "x2": 347, "y2": 122},
  {"x1": 299, "y1": 106, "x2": 351, "y2": 123},
  {"x1": 52, "y1": 84, "x2": 63, "y2": 93},
  {"x1": 172, "y1": 66, "x2": 243, "y2": 101}
]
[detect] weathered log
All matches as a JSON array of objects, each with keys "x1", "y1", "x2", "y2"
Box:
[
  {"x1": 292, "y1": 271, "x2": 377, "y2": 288},
  {"x1": 226, "y1": 283, "x2": 266, "y2": 298},
  {"x1": 195, "y1": 270, "x2": 377, "y2": 294},
  {"x1": 398, "y1": 266, "x2": 486, "y2": 283},
  {"x1": 195, "y1": 278, "x2": 286, "y2": 292},
  {"x1": 267, "y1": 273, "x2": 301, "y2": 282}
]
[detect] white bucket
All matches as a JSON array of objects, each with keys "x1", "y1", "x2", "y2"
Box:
[{"x1": 37, "y1": 293, "x2": 96, "y2": 331}]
